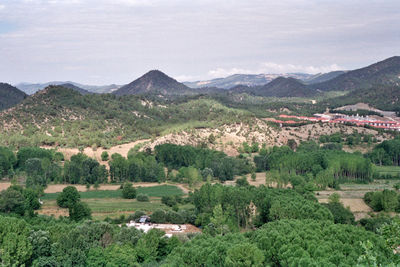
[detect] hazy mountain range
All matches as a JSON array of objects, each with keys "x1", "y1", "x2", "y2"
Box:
[
  {"x1": 15, "y1": 81, "x2": 121, "y2": 95},
  {"x1": 1, "y1": 56, "x2": 399, "y2": 112},
  {"x1": 14, "y1": 70, "x2": 345, "y2": 95},
  {"x1": 183, "y1": 71, "x2": 346, "y2": 89}
]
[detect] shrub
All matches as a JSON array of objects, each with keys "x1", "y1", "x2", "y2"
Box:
[
  {"x1": 166, "y1": 211, "x2": 185, "y2": 224},
  {"x1": 101, "y1": 151, "x2": 109, "y2": 161},
  {"x1": 122, "y1": 182, "x2": 136, "y2": 199},
  {"x1": 136, "y1": 194, "x2": 149, "y2": 202},
  {"x1": 151, "y1": 209, "x2": 166, "y2": 223}
]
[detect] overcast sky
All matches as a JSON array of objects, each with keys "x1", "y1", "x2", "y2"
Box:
[{"x1": 0, "y1": 0, "x2": 399, "y2": 85}]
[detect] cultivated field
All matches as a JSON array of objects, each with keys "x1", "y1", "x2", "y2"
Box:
[
  {"x1": 37, "y1": 184, "x2": 186, "y2": 220},
  {"x1": 317, "y1": 179, "x2": 400, "y2": 220}
]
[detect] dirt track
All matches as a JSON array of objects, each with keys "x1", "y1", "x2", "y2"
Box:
[{"x1": 0, "y1": 182, "x2": 190, "y2": 194}]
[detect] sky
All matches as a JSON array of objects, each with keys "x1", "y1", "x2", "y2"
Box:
[{"x1": 0, "y1": 0, "x2": 399, "y2": 85}]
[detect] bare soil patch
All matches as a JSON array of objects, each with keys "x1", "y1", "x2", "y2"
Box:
[
  {"x1": 0, "y1": 182, "x2": 11, "y2": 191},
  {"x1": 44, "y1": 184, "x2": 121, "y2": 193}
]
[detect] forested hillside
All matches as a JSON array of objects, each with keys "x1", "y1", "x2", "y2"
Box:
[
  {"x1": 311, "y1": 56, "x2": 400, "y2": 91},
  {"x1": 326, "y1": 84, "x2": 400, "y2": 112},
  {"x1": 0, "y1": 83, "x2": 27, "y2": 111},
  {"x1": 0, "y1": 86, "x2": 252, "y2": 148}
]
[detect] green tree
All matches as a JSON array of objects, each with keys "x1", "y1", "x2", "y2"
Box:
[
  {"x1": 225, "y1": 243, "x2": 265, "y2": 267},
  {"x1": 69, "y1": 202, "x2": 92, "y2": 221},
  {"x1": 0, "y1": 187, "x2": 26, "y2": 215},
  {"x1": 206, "y1": 204, "x2": 230, "y2": 236},
  {"x1": 122, "y1": 182, "x2": 137, "y2": 199},
  {"x1": 101, "y1": 151, "x2": 109, "y2": 161},
  {"x1": 323, "y1": 202, "x2": 355, "y2": 225},
  {"x1": 56, "y1": 186, "x2": 80, "y2": 208},
  {"x1": 0, "y1": 216, "x2": 33, "y2": 266},
  {"x1": 329, "y1": 192, "x2": 341, "y2": 204},
  {"x1": 151, "y1": 209, "x2": 166, "y2": 223}
]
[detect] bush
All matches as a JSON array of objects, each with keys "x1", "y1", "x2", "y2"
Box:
[
  {"x1": 151, "y1": 209, "x2": 166, "y2": 223},
  {"x1": 161, "y1": 196, "x2": 177, "y2": 207},
  {"x1": 122, "y1": 182, "x2": 136, "y2": 199},
  {"x1": 136, "y1": 194, "x2": 149, "y2": 202},
  {"x1": 166, "y1": 211, "x2": 185, "y2": 224},
  {"x1": 101, "y1": 151, "x2": 109, "y2": 161}
]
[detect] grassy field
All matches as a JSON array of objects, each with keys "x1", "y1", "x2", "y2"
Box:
[
  {"x1": 374, "y1": 165, "x2": 400, "y2": 177},
  {"x1": 41, "y1": 185, "x2": 184, "y2": 200},
  {"x1": 38, "y1": 184, "x2": 187, "y2": 220},
  {"x1": 317, "y1": 179, "x2": 400, "y2": 220}
]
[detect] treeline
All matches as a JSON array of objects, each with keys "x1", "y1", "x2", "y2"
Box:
[
  {"x1": 254, "y1": 142, "x2": 374, "y2": 186},
  {"x1": 109, "y1": 152, "x2": 165, "y2": 183},
  {"x1": 364, "y1": 189, "x2": 400, "y2": 212},
  {"x1": 155, "y1": 144, "x2": 253, "y2": 182},
  {"x1": 319, "y1": 131, "x2": 377, "y2": 146},
  {"x1": 192, "y1": 183, "x2": 333, "y2": 231},
  {"x1": 1, "y1": 144, "x2": 255, "y2": 188},
  {"x1": 369, "y1": 137, "x2": 400, "y2": 166},
  {"x1": 0, "y1": 146, "x2": 108, "y2": 187}
]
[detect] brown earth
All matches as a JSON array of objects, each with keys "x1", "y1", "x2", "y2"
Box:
[{"x1": 0, "y1": 182, "x2": 190, "y2": 194}]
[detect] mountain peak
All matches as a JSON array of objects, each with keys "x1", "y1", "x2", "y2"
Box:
[{"x1": 113, "y1": 70, "x2": 193, "y2": 96}]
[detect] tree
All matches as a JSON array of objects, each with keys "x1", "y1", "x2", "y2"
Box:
[
  {"x1": 0, "y1": 216, "x2": 33, "y2": 266},
  {"x1": 250, "y1": 219, "x2": 393, "y2": 266},
  {"x1": 394, "y1": 182, "x2": 400, "y2": 191},
  {"x1": 56, "y1": 186, "x2": 80, "y2": 208},
  {"x1": 328, "y1": 192, "x2": 341, "y2": 204},
  {"x1": 323, "y1": 202, "x2": 355, "y2": 225},
  {"x1": 28, "y1": 230, "x2": 52, "y2": 259},
  {"x1": 101, "y1": 151, "x2": 109, "y2": 161},
  {"x1": 151, "y1": 209, "x2": 166, "y2": 223},
  {"x1": 69, "y1": 202, "x2": 92, "y2": 221},
  {"x1": 251, "y1": 172, "x2": 256, "y2": 181},
  {"x1": 122, "y1": 182, "x2": 137, "y2": 199},
  {"x1": 378, "y1": 218, "x2": 400, "y2": 251},
  {"x1": 161, "y1": 196, "x2": 177, "y2": 207},
  {"x1": 25, "y1": 158, "x2": 47, "y2": 188},
  {"x1": 236, "y1": 176, "x2": 249, "y2": 187},
  {"x1": 0, "y1": 188, "x2": 26, "y2": 215},
  {"x1": 225, "y1": 243, "x2": 265, "y2": 267},
  {"x1": 24, "y1": 188, "x2": 41, "y2": 216},
  {"x1": 205, "y1": 204, "x2": 230, "y2": 236}
]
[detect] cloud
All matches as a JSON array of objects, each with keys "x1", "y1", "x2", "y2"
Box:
[
  {"x1": 207, "y1": 62, "x2": 343, "y2": 78},
  {"x1": 0, "y1": 0, "x2": 399, "y2": 84},
  {"x1": 174, "y1": 75, "x2": 197, "y2": 82}
]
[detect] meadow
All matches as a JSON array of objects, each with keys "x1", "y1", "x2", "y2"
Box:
[
  {"x1": 374, "y1": 165, "x2": 400, "y2": 178},
  {"x1": 41, "y1": 184, "x2": 184, "y2": 200},
  {"x1": 38, "y1": 184, "x2": 186, "y2": 220}
]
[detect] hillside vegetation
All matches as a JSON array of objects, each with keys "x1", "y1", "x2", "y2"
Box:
[
  {"x1": 0, "y1": 86, "x2": 252, "y2": 148},
  {"x1": 0, "y1": 83, "x2": 27, "y2": 111}
]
